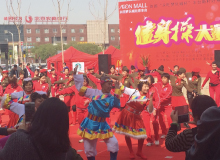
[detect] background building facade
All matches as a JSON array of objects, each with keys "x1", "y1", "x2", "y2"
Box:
[{"x1": 22, "y1": 21, "x2": 119, "y2": 47}]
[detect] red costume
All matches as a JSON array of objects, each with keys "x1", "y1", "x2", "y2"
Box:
[
  {"x1": 56, "y1": 72, "x2": 69, "y2": 91},
  {"x1": 155, "y1": 82, "x2": 172, "y2": 135},
  {"x1": 33, "y1": 81, "x2": 49, "y2": 93},
  {"x1": 58, "y1": 85, "x2": 91, "y2": 125},
  {"x1": 56, "y1": 77, "x2": 75, "y2": 125},
  {"x1": 26, "y1": 66, "x2": 34, "y2": 78},
  {"x1": 17, "y1": 79, "x2": 23, "y2": 87},
  {"x1": 202, "y1": 69, "x2": 220, "y2": 106},
  {"x1": 86, "y1": 72, "x2": 101, "y2": 90},
  {"x1": 142, "y1": 84, "x2": 160, "y2": 143},
  {"x1": 56, "y1": 71, "x2": 68, "y2": 80},
  {"x1": 4, "y1": 84, "x2": 23, "y2": 128},
  {"x1": 0, "y1": 85, "x2": 3, "y2": 96},
  {"x1": 47, "y1": 72, "x2": 58, "y2": 97},
  {"x1": 0, "y1": 85, "x2": 3, "y2": 124},
  {"x1": 113, "y1": 86, "x2": 150, "y2": 159}
]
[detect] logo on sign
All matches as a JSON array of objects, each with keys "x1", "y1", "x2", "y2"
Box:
[
  {"x1": 25, "y1": 16, "x2": 33, "y2": 23},
  {"x1": 75, "y1": 63, "x2": 82, "y2": 70}
]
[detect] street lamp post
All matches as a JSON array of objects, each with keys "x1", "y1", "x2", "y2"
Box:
[{"x1": 9, "y1": 31, "x2": 14, "y2": 64}]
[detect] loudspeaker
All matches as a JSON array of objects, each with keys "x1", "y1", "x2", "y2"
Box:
[
  {"x1": 214, "y1": 50, "x2": 220, "y2": 68},
  {"x1": 98, "y1": 54, "x2": 111, "y2": 75}
]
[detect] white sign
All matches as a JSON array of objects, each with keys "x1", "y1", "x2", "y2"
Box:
[{"x1": 72, "y1": 62, "x2": 85, "y2": 73}]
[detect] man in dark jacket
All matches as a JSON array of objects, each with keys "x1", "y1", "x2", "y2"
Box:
[
  {"x1": 17, "y1": 63, "x2": 22, "y2": 75},
  {"x1": 23, "y1": 63, "x2": 30, "y2": 78},
  {"x1": 9, "y1": 65, "x2": 18, "y2": 78}
]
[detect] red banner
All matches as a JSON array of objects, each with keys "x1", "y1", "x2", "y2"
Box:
[{"x1": 119, "y1": 0, "x2": 220, "y2": 75}]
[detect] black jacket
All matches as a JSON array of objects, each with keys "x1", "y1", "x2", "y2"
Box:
[
  {"x1": 23, "y1": 68, "x2": 28, "y2": 78},
  {"x1": 10, "y1": 69, "x2": 19, "y2": 78},
  {"x1": 0, "y1": 128, "x2": 8, "y2": 136},
  {"x1": 186, "y1": 106, "x2": 220, "y2": 160}
]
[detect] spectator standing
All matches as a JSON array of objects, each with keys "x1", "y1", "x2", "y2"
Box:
[
  {"x1": 23, "y1": 63, "x2": 31, "y2": 78},
  {"x1": 186, "y1": 106, "x2": 220, "y2": 160},
  {"x1": 17, "y1": 63, "x2": 22, "y2": 74},
  {"x1": 10, "y1": 65, "x2": 19, "y2": 78},
  {"x1": 165, "y1": 95, "x2": 217, "y2": 153}
]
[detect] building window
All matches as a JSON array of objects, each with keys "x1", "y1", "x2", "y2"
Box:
[
  {"x1": 27, "y1": 37, "x2": 32, "y2": 42},
  {"x1": 111, "y1": 36, "x2": 115, "y2": 41},
  {"x1": 79, "y1": 29, "x2": 84, "y2": 33},
  {"x1": 62, "y1": 29, "x2": 66, "y2": 33},
  {"x1": 36, "y1": 37, "x2": 40, "y2": 42},
  {"x1": 44, "y1": 29, "x2": 49, "y2": 33},
  {"x1": 45, "y1": 37, "x2": 49, "y2": 42},
  {"x1": 118, "y1": 29, "x2": 120, "y2": 33},
  {"x1": 80, "y1": 37, "x2": 84, "y2": 41},
  {"x1": 111, "y1": 29, "x2": 115, "y2": 33},
  {"x1": 36, "y1": 29, "x2": 40, "y2": 34},
  {"x1": 53, "y1": 28, "x2": 57, "y2": 33},
  {"x1": 119, "y1": 36, "x2": 120, "y2": 40},
  {"x1": 71, "y1": 37, "x2": 76, "y2": 41},
  {"x1": 71, "y1": 29, "x2": 75, "y2": 33},
  {"x1": 27, "y1": 29, "x2": 31, "y2": 33}
]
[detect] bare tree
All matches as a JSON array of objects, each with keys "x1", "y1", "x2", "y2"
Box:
[
  {"x1": 89, "y1": 0, "x2": 118, "y2": 54},
  {"x1": 5, "y1": 0, "x2": 23, "y2": 66},
  {"x1": 52, "y1": 0, "x2": 72, "y2": 63},
  {"x1": 24, "y1": 3, "x2": 31, "y2": 63}
]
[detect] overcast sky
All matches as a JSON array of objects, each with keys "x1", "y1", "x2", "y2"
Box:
[{"x1": 0, "y1": 0, "x2": 124, "y2": 24}]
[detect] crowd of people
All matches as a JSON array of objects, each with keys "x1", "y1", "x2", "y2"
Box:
[{"x1": 0, "y1": 60, "x2": 219, "y2": 160}]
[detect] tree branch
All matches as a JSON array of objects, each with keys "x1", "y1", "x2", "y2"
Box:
[{"x1": 107, "y1": 0, "x2": 118, "y2": 19}]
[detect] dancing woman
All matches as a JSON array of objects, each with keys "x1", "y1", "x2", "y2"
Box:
[
  {"x1": 73, "y1": 66, "x2": 121, "y2": 160},
  {"x1": 202, "y1": 61, "x2": 220, "y2": 106},
  {"x1": 157, "y1": 68, "x2": 195, "y2": 109},
  {"x1": 113, "y1": 80, "x2": 154, "y2": 160},
  {"x1": 185, "y1": 68, "x2": 201, "y2": 106}
]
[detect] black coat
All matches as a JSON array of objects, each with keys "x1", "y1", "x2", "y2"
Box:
[
  {"x1": 23, "y1": 68, "x2": 28, "y2": 78},
  {"x1": 186, "y1": 106, "x2": 220, "y2": 160},
  {"x1": 10, "y1": 69, "x2": 19, "y2": 78},
  {"x1": 0, "y1": 128, "x2": 8, "y2": 136}
]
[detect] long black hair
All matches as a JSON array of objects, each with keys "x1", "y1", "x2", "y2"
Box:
[{"x1": 29, "y1": 98, "x2": 70, "y2": 153}]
